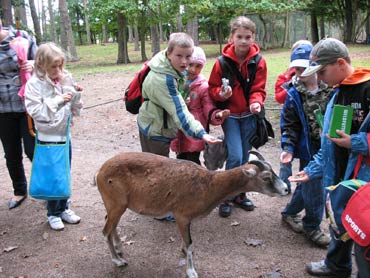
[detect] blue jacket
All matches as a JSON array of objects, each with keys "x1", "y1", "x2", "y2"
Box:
[{"x1": 304, "y1": 68, "x2": 370, "y2": 186}]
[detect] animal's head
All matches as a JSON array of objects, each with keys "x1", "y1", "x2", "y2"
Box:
[{"x1": 243, "y1": 150, "x2": 289, "y2": 196}]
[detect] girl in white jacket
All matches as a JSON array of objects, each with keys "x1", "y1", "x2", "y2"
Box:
[{"x1": 25, "y1": 42, "x2": 82, "y2": 231}]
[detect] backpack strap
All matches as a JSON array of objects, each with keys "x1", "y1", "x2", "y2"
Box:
[{"x1": 218, "y1": 54, "x2": 262, "y2": 105}]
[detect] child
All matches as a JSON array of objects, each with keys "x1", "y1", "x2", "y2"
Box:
[
  {"x1": 25, "y1": 42, "x2": 83, "y2": 231},
  {"x1": 279, "y1": 43, "x2": 332, "y2": 247},
  {"x1": 275, "y1": 40, "x2": 313, "y2": 194},
  {"x1": 170, "y1": 46, "x2": 230, "y2": 165},
  {"x1": 208, "y1": 16, "x2": 267, "y2": 217},
  {"x1": 289, "y1": 38, "x2": 370, "y2": 277},
  {"x1": 138, "y1": 32, "x2": 221, "y2": 158}
]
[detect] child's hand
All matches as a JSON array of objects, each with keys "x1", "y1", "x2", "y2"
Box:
[
  {"x1": 280, "y1": 151, "x2": 293, "y2": 164},
  {"x1": 62, "y1": 92, "x2": 73, "y2": 103},
  {"x1": 215, "y1": 109, "x2": 230, "y2": 120},
  {"x1": 219, "y1": 85, "x2": 232, "y2": 99},
  {"x1": 185, "y1": 97, "x2": 190, "y2": 105},
  {"x1": 202, "y1": 134, "x2": 223, "y2": 144},
  {"x1": 288, "y1": 171, "x2": 309, "y2": 183},
  {"x1": 74, "y1": 83, "x2": 83, "y2": 92},
  {"x1": 250, "y1": 102, "x2": 261, "y2": 114}
]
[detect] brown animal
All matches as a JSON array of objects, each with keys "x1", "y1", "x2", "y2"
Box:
[{"x1": 95, "y1": 151, "x2": 288, "y2": 278}]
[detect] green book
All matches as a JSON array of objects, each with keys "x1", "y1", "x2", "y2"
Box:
[{"x1": 329, "y1": 105, "x2": 354, "y2": 138}]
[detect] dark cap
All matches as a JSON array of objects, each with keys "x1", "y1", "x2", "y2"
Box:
[{"x1": 302, "y1": 38, "x2": 349, "y2": 76}]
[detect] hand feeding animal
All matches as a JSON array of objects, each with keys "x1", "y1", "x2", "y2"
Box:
[{"x1": 95, "y1": 151, "x2": 288, "y2": 278}]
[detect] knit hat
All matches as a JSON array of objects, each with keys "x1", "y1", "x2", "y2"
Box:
[
  {"x1": 302, "y1": 38, "x2": 349, "y2": 77},
  {"x1": 191, "y1": 46, "x2": 206, "y2": 65},
  {"x1": 289, "y1": 44, "x2": 312, "y2": 69}
]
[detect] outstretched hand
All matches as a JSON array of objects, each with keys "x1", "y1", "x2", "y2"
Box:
[
  {"x1": 202, "y1": 134, "x2": 222, "y2": 144},
  {"x1": 288, "y1": 171, "x2": 309, "y2": 183},
  {"x1": 327, "y1": 130, "x2": 351, "y2": 149}
]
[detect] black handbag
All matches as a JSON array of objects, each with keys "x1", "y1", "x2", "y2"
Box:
[{"x1": 249, "y1": 107, "x2": 275, "y2": 149}]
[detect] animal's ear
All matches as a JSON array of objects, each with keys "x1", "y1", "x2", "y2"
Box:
[
  {"x1": 260, "y1": 170, "x2": 273, "y2": 180},
  {"x1": 243, "y1": 168, "x2": 257, "y2": 177}
]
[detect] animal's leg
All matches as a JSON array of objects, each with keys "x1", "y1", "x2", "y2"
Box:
[
  {"x1": 176, "y1": 218, "x2": 198, "y2": 278},
  {"x1": 102, "y1": 207, "x2": 128, "y2": 267},
  {"x1": 112, "y1": 228, "x2": 124, "y2": 258}
]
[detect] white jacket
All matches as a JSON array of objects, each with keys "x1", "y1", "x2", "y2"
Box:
[{"x1": 25, "y1": 72, "x2": 82, "y2": 142}]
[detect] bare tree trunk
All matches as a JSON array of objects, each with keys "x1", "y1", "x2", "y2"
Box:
[
  {"x1": 102, "y1": 24, "x2": 107, "y2": 44},
  {"x1": 29, "y1": 0, "x2": 42, "y2": 44},
  {"x1": 283, "y1": 12, "x2": 290, "y2": 47},
  {"x1": 59, "y1": 0, "x2": 78, "y2": 61},
  {"x1": 116, "y1": 12, "x2": 130, "y2": 64},
  {"x1": 187, "y1": 17, "x2": 198, "y2": 45},
  {"x1": 310, "y1": 12, "x2": 319, "y2": 43},
  {"x1": 176, "y1": 14, "x2": 182, "y2": 32},
  {"x1": 41, "y1": 2, "x2": 48, "y2": 40},
  {"x1": 128, "y1": 25, "x2": 133, "y2": 42},
  {"x1": 83, "y1": 0, "x2": 91, "y2": 45},
  {"x1": 139, "y1": 0, "x2": 148, "y2": 62},
  {"x1": 258, "y1": 15, "x2": 267, "y2": 50},
  {"x1": 320, "y1": 17, "x2": 325, "y2": 39},
  {"x1": 134, "y1": 20, "x2": 139, "y2": 51},
  {"x1": 1, "y1": 0, "x2": 13, "y2": 26},
  {"x1": 150, "y1": 23, "x2": 160, "y2": 55},
  {"x1": 48, "y1": 0, "x2": 57, "y2": 43}
]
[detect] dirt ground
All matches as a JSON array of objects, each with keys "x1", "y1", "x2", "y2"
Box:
[{"x1": 0, "y1": 72, "x2": 356, "y2": 278}]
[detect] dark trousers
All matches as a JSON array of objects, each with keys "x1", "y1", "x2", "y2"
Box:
[
  {"x1": 176, "y1": 152, "x2": 201, "y2": 165},
  {"x1": 0, "y1": 112, "x2": 34, "y2": 196}
]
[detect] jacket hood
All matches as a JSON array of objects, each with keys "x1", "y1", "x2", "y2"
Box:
[
  {"x1": 149, "y1": 49, "x2": 183, "y2": 79},
  {"x1": 222, "y1": 42, "x2": 260, "y2": 64},
  {"x1": 342, "y1": 67, "x2": 370, "y2": 85}
]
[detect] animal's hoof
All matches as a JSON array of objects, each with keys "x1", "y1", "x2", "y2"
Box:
[
  {"x1": 112, "y1": 258, "x2": 128, "y2": 267},
  {"x1": 186, "y1": 269, "x2": 198, "y2": 278}
]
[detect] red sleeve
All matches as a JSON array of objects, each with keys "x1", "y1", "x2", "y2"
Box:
[
  {"x1": 208, "y1": 60, "x2": 225, "y2": 102},
  {"x1": 274, "y1": 68, "x2": 295, "y2": 104}
]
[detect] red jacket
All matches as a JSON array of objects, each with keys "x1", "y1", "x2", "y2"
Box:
[
  {"x1": 170, "y1": 74, "x2": 224, "y2": 153},
  {"x1": 208, "y1": 43, "x2": 267, "y2": 114},
  {"x1": 274, "y1": 68, "x2": 295, "y2": 104}
]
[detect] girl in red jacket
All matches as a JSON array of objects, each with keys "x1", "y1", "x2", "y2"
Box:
[
  {"x1": 208, "y1": 16, "x2": 267, "y2": 217},
  {"x1": 170, "y1": 46, "x2": 229, "y2": 165}
]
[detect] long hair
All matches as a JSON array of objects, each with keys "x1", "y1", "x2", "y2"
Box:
[{"x1": 34, "y1": 42, "x2": 65, "y2": 80}]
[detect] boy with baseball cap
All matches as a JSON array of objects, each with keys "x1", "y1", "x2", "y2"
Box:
[
  {"x1": 290, "y1": 38, "x2": 370, "y2": 277},
  {"x1": 280, "y1": 43, "x2": 332, "y2": 247}
]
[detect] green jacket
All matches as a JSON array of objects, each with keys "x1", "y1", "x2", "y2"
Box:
[{"x1": 137, "y1": 49, "x2": 206, "y2": 141}]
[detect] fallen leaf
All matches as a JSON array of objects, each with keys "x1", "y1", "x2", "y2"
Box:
[
  {"x1": 178, "y1": 259, "x2": 186, "y2": 267},
  {"x1": 231, "y1": 221, "x2": 240, "y2": 226},
  {"x1": 0, "y1": 231, "x2": 7, "y2": 236},
  {"x1": 244, "y1": 238, "x2": 263, "y2": 247},
  {"x1": 128, "y1": 217, "x2": 138, "y2": 222},
  {"x1": 120, "y1": 236, "x2": 127, "y2": 242},
  {"x1": 80, "y1": 236, "x2": 87, "y2": 242},
  {"x1": 4, "y1": 246, "x2": 18, "y2": 253},
  {"x1": 42, "y1": 232, "x2": 49, "y2": 240},
  {"x1": 168, "y1": 236, "x2": 175, "y2": 243}
]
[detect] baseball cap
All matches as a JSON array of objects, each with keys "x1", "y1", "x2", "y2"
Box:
[
  {"x1": 289, "y1": 44, "x2": 312, "y2": 69},
  {"x1": 302, "y1": 38, "x2": 349, "y2": 77},
  {"x1": 191, "y1": 46, "x2": 206, "y2": 65}
]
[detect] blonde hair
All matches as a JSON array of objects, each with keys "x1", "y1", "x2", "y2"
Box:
[
  {"x1": 34, "y1": 42, "x2": 65, "y2": 79},
  {"x1": 291, "y1": 40, "x2": 312, "y2": 50},
  {"x1": 229, "y1": 16, "x2": 256, "y2": 35},
  {"x1": 167, "y1": 32, "x2": 194, "y2": 54}
]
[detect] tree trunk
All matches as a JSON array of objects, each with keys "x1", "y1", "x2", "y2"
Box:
[
  {"x1": 258, "y1": 15, "x2": 267, "y2": 50},
  {"x1": 59, "y1": 0, "x2": 79, "y2": 61},
  {"x1": 1, "y1": 0, "x2": 13, "y2": 26},
  {"x1": 139, "y1": 1, "x2": 148, "y2": 62},
  {"x1": 319, "y1": 16, "x2": 325, "y2": 39},
  {"x1": 102, "y1": 24, "x2": 107, "y2": 44},
  {"x1": 187, "y1": 17, "x2": 198, "y2": 45},
  {"x1": 83, "y1": 0, "x2": 91, "y2": 45},
  {"x1": 75, "y1": 6, "x2": 83, "y2": 45},
  {"x1": 310, "y1": 12, "x2": 319, "y2": 43},
  {"x1": 48, "y1": 0, "x2": 57, "y2": 43},
  {"x1": 29, "y1": 0, "x2": 42, "y2": 44},
  {"x1": 116, "y1": 12, "x2": 130, "y2": 64},
  {"x1": 151, "y1": 23, "x2": 160, "y2": 55},
  {"x1": 41, "y1": 3, "x2": 47, "y2": 40},
  {"x1": 134, "y1": 20, "x2": 140, "y2": 51},
  {"x1": 176, "y1": 14, "x2": 182, "y2": 32},
  {"x1": 344, "y1": 0, "x2": 353, "y2": 42},
  {"x1": 283, "y1": 12, "x2": 290, "y2": 47},
  {"x1": 128, "y1": 25, "x2": 133, "y2": 42}
]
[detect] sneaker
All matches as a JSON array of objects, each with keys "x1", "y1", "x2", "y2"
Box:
[
  {"x1": 61, "y1": 209, "x2": 81, "y2": 224},
  {"x1": 48, "y1": 216, "x2": 64, "y2": 231},
  {"x1": 306, "y1": 230, "x2": 331, "y2": 247},
  {"x1": 306, "y1": 260, "x2": 335, "y2": 276},
  {"x1": 232, "y1": 194, "x2": 255, "y2": 211},
  {"x1": 218, "y1": 202, "x2": 232, "y2": 217},
  {"x1": 282, "y1": 214, "x2": 304, "y2": 233}
]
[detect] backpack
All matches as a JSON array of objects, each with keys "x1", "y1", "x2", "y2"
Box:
[
  {"x1": 342, "y1": 182, "x2": 370, "y2": 247},
  {"x1": 216, "y1": 53, "x2": 262, "y2": 110},
  {"x1": 124, "y1": 62, "x2": 151, "y2": 114}
]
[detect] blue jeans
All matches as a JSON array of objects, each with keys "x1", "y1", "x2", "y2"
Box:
[
  {"x1": 279, "y1": 160, "x2": 292, "y2": 193},
  {"x1": 354, "y1": 244, "x2": 370, "y2": 278},
  {"x1": 324, "y1": 227, "x2": 353, "y2": 278},
  {"x1": 282, "y1": 159, "x2": 324, "y2": 231},
  {"x1": 47, "y1": 142, "x2": 72, "y2": 217},
  {"x1": 0, "y1": 112, "x2": 34, "y2": 196},
  {"x1": 222, "y1": 116, "x2": 256, "y2": 170}
]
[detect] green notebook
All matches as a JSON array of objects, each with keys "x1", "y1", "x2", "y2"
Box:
[{"x1": 329, "y1": 105, "x2": 353, "y2": 138}]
